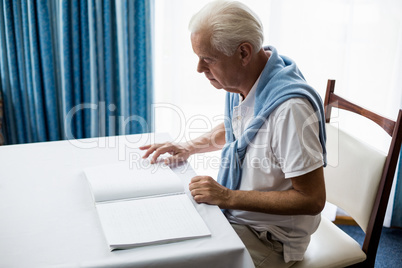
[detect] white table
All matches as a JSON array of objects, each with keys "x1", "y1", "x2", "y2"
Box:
[{"x1": 0, "y1": 133, "x2": 254, "y2": 268}]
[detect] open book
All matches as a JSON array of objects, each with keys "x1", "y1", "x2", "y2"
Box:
[{"x1": 84, "y1": 161, "x2": 211, "y2": 250}]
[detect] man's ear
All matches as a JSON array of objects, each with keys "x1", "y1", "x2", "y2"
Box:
[{"x1": 238, "y1": 43, "x2": 253, "y2": 66}]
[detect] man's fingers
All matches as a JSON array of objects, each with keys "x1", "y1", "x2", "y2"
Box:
[
  {"x1": 141, "y1": 144, "x2": 160, "y2": 159},
  {"x1": 141, "y1": 143, "x2": 172, "y2": 160},
  {"x1": 190, "y1": 176, "x2": 204, "y2": 184},
  {"x1": 193, "y1": 193, "x2": 206, "y2": 204},
  {"x1": 164, "y1": 154, "x2": 187, "y2": 165},
  {"x1": 189, "y1": 176, "x2": 212, "y2": 192},
  {"x1": 139, "y1": 144, "x2": 152, "y2": 150},
  {"x1": 141, "y1": 143, "x2": 189, "y2": 164},
  {"x1": 150, "y1": 144, "x2": 176, "y2": 163}
]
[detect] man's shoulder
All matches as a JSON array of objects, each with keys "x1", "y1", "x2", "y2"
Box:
[
  {"x1": 270, "y1": 97, "x2": 314, "y2": 120},
  {"x1": 255, "y1": 97, "x2": 316, "y2": 137}
]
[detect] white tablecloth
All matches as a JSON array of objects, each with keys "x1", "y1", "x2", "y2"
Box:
[{"x1": 0, "y1": 133, "x2": 254, "y2": 268}]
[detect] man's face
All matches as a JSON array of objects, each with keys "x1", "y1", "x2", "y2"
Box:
[{"x1": 191, "y1": 31, "x2": 243, "y2": 94}]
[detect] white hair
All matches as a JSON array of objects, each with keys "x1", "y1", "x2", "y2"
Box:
[{"x1": 188, "y1": 0, "x2": 264, "y2": 56}]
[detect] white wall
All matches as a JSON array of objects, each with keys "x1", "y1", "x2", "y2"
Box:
[{"x1": 153, "y1": 0, "x2": 402, "y2": 194}]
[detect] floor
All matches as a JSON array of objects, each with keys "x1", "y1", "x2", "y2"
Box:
[{"x1": 337, "y1": 224, "x2": 402, "y2": 268}]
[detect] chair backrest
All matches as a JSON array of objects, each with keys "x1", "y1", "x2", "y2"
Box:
[{"x1": 323, "y1": 79, "x2": 402, "y2": 267}]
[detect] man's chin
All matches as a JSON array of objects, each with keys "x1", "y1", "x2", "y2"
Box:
[{"x1": 210, "y1": 80, "x2": 223, "y2": 90}]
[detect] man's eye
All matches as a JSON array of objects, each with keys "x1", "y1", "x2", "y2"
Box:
[{"x1": 204, "y1": 58, "x2": 213, "y2": 64}]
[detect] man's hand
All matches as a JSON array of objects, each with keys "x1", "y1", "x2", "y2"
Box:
[
  {"x1": 140, "y1": 142, "x2": 193, "y2": 165},
  {"x1": 189, "y1": 176, "x2": 232, "y2": 207},
  {"x1": 140, "y1": 123, "x2": 226, "y2": 165}
]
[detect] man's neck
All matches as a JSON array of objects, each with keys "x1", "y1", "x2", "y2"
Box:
[{"x1": 241, "y1": 49, "x2": 270, "y2": 98}]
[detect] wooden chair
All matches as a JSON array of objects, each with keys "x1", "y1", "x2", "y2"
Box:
[{"x1": 293, "y1": 79, "x2": 402, "y2": 268}]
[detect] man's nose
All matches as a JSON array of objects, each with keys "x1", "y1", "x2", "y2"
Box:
[{"x1": 197, "y1": 60, "x2": 207, "y2": 73}]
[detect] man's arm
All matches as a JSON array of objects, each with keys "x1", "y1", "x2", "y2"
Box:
[
  {"x1": 189, "y1": 166, "x2": 326, "y2": 216},
  {"x1": 140, "y1": 122, "x2": 226, "y2": 164}
]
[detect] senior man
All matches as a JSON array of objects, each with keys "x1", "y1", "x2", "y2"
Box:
[{"x1": 141, "y1": 1, "x2": 326, "y2": 267}]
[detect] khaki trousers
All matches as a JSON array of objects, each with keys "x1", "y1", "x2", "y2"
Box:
[{"x1": 231, "y1": 224, "x2": 296, "y2": 268}]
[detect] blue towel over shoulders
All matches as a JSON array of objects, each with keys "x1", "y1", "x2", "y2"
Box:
[{"x1": 217, "y1": 46, "x2": 327, "y2": 192}]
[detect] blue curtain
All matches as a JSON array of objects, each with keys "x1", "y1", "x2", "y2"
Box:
[
  {"x1": 0, "y1": 0, "x2": 153, "y2": 145},
  {"x1": 392, "y1": 150, "x2": 402, "y2": 227}
]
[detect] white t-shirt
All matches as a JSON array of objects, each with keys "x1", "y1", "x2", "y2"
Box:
[{"x1": 226, "y1": 78, "x2": 324, "y2": 262}]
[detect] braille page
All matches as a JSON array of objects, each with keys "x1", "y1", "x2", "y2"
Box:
[
  {"x1": 84, "y1": 161, "x2": 183, "y2": 203},
  {"x1": 96, "y1": 194, "x2": 211, "y2": 249}
]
